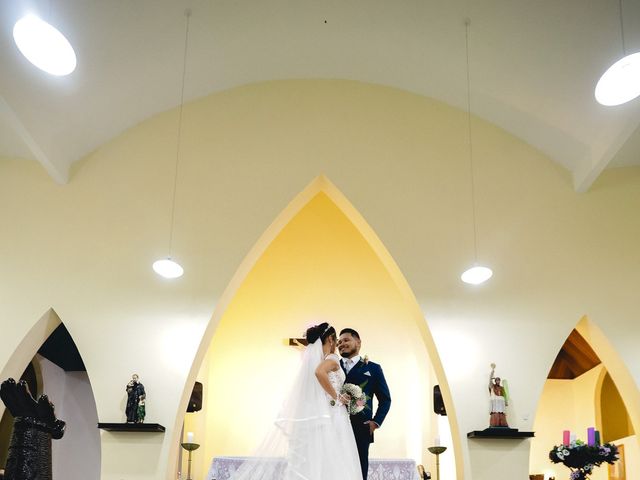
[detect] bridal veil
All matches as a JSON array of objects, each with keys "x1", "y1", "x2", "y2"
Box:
[{"x1": 228, "y1": 338, "x2": 361, "y2": 480}]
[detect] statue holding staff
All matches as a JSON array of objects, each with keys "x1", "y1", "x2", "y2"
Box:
[{"x1": 489, "y1": 363, "x2": 509, "y2": 427}]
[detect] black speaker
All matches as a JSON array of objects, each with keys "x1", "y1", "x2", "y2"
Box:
[
  {"x1": 433, "y1": 385, "x2": 446, "y2": 416},
  {"x1": 187, "y1": 381, "x2": 203, "y2": 412}
]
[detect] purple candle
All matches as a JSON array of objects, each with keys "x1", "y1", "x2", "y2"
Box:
[
  {"x1": 563, "y1": 430, "x2": 570, "y2": 446},
  {"x1": 587, "y1": 427, "x2": 595, "y2": 446}
]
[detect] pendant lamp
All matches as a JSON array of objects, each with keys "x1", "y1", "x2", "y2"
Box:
[
  {"x1": 153, "y1": 9, "x2": 192, "y2": 279},
  {"x1": 460, "y1": 19, "x2": 493, "y2": 285},
  {"x1": 595, "y1": 0, "x2": 640, "y2": 106}
]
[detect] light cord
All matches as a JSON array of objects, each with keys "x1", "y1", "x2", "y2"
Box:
[
  {"x1": 168, "y1": 9, "x2": 192, "y2": 255},
  {"x1": 619, "y1": 0, "x2": 626, "y2": 55},
  {"x1": 464, "y1": 19, "x2": 479, "y2": 263}
]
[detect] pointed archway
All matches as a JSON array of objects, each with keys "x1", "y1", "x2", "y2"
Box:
[
  {"x1": 529, "y1": 316, "x2": 640, "y2": 479},
  {"x1": 168, "y1": 175, "x2": 463, "y2": 479},
  {"x1": 596, "y1": 370, "x2": 635, "y2": 443},
  {"x1": 0, "y1": 308, "x2": 60, "y2": 392},
  {"x1": 0, "y1": 309, "x2": 101, "y2": 480}
]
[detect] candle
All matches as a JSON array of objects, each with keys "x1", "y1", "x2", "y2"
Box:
[
  {"x1": 434, "y1": 436, "x2": 441, "y2": 446},
  {"x1": 187, "y1": 431, "x2": 194, "y2": 443},
  {"x1": 570, "y1": 433, "x2": 576, "y2": 443},
  {"x1": 587, "y1": 427, "x2": 595, "y2": 446},
  {"x1": 595, "y1": 430, "x2": 601, "y2": 446},
  {"x1": 563, "y1": 430, "x2": 570, "y2": 446}
]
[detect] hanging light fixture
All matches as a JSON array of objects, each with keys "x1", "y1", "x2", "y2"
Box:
[
  {"x1": 153, "y1": 9, "x2": 192, "y2": 279},
  {"x1": 595, "y1": 0, "x2": 640, "y2": 106},
  {"x1": 460, "y1": 19, "x2": 493, "y2": 286},
  {"x1": 13, "y1": 13, "x2": 76, "y2": 76}
]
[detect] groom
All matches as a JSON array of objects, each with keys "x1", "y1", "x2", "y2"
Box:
[{"x1": 338, "y1": 328, "x2": 391, "y2": 480}]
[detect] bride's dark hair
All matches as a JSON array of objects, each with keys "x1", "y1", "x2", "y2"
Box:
[{"x1": 305, "y1": 322, "x2": 336, "y2": 344}]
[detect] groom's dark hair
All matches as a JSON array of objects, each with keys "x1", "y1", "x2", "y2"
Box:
[{"x1": 339, "y1": 328, "x2": 360, "y2": 340}]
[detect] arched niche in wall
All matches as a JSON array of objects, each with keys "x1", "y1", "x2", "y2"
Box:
[
  {"x1": 529, "y1": 316, "x2": 640, "y2": 479},
  {"x1": 168, "y1": 175, "x2": 462, "y2": 480},
  {"x1": 597, "y1": 371, "x2": 634, "y2": 443},
  {"x1": 0, "y1": 309, "x2": 101, "y2": 480}
]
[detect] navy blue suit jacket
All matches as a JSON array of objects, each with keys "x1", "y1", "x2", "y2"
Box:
[{"x1": 343, "y1": 358, "x2": 391, "y2": 428}]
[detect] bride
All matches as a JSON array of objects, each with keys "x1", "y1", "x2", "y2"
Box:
[{"x1": 229, "y1": 322, "x2": 363, "y2": 480}]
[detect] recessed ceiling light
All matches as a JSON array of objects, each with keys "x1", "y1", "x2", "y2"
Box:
[
  {"x1": 595, "y1": 52, "x2": 640, "y2": 106},
  {"x1": 13, "y1": 14, "x2": 76, "y2": 76},
  {"x1": 461, "y1": 265, "x2": 493, "y2": 285},
  {"x1": 153, "y1": 258, "x2": 184, "y2": 279}
]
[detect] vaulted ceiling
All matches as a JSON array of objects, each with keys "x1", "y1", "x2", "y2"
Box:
[
  {"x1": 1, "y1": 0, "x2": 639, "y2": 189},
  {"x1": 548, "y1": 329, "x2": 601, "y2": 380}
]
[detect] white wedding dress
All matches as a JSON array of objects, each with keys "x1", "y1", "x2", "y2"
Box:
[{"x1": 229, "y1": 341, "x2": 363, "y2": 480}]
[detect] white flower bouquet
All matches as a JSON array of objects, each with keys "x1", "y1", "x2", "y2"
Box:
[{"x1": 339, "y1": 382, "x2": 368, "y2": 415}]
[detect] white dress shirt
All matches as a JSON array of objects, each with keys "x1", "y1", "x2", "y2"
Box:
[{"x1": 343, "y1": 355, "x2": 361, "y2": 373}]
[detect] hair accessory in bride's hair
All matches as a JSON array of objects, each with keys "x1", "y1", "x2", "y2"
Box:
[{"x1": 303, "y1": 322, "x2": 333, "y2": 344}]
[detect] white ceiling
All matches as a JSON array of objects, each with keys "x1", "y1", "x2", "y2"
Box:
[{"x1": 1, "y1": 0, "x2": 639, "y2": 190}]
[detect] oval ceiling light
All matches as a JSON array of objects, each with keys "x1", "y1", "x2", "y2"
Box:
[
  {"x1": 595, "y1": 52, "x2": 640, "y2": 106},
  {"x1": 153, "y1": 258, "x2": 184, "y2": 279},
  {"x1": 461, "y1": 265, "x2": 493, "y2": 285},
  {"x1": 13, "y1": 14, "x2": 77, "y2": 76}
]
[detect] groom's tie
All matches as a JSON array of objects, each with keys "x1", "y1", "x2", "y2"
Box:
[{"x1": 343, "y1": 358, "x2": 352, "y2": 373}]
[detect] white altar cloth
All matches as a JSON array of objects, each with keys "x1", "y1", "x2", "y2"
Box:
[{"x1": 206, "y1": 456, "x2": 421, "y2": 480}]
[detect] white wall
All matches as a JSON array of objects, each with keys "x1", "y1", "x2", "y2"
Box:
[
  {"x1": 37, "y1": 356, "x2": 101, "y2": 480},
  {"x1": 2, "y1": 80, "x2": 640, "y2": 480}
]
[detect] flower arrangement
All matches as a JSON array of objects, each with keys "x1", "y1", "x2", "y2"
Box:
[
  {"x1": 331, "y1": 382, "x2": 369, "y2": 414},
  {"x1": 549, "y1": 439, "x2": 618, "y2": 480}
]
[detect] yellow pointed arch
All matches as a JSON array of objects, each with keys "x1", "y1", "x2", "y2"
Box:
[
  {"x1": 169, "y1": 175, "x2": 464, "y2": 479},
  {"x1": 529, "y1": 315, "x2": 640, "y2": 478},
  {"x1": 577, "y1": 316, "x2": 640, "y2": 440}
]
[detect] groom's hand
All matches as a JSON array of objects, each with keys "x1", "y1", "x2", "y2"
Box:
[{"x1": 364, "y1": 421, "x2": 378, "y2": 435}]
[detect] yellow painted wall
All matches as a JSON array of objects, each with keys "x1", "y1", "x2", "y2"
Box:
[
  {"x1": 601, "y1": 372, "x2": 634, "y2": 442},
  {"x1": 530, "y1": 366, "x2": 639, "y2": 480},
  {"x1": 613, "y1": 435, "x2": 640, "y2": 480},
  {"x1": 530, "y1": 367, "x2": 605, "y2": 480},
  {"x1": 189, "y1": 192, "x2": 438, "y2": 476},
  {"x1": 2, "y1": 79, "x2": 640, "y2": 479},
  {"x1": 530, "y1": 378, "x2": 575, "y2": 479}
]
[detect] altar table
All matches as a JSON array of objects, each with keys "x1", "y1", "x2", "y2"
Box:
[{"x1": 206, "y1": 456, "x2": 421, "y2": 480}]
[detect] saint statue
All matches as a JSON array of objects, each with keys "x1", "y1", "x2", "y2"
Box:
[
  {"x1": 125, "y1": 373, "x2": 146, "y2": 423},
  {"x1": 489, "y1": 363, "x2": 509, "y2": 427}
]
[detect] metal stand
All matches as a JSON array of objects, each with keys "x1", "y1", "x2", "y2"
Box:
[
  {"x1": 427, "y1": 446, "x2": 447, "y2": 480},
  {"x1": 180, "y1": 443, "x2": 200, "y2": 480}
]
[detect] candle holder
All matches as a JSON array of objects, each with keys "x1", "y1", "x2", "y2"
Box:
[
  {"x1": 427, "y1": 446, "x2": 447, "y2": 480},
  {"x1": 180, "y1": 442, "x2": 200, "y2": 480}
]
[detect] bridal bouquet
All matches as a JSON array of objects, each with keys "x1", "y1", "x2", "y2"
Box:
[
  {"x1": 549, "y1": 440, "x2": 618, "y2": 480},
  {"x1": 339, "y1": 383, "x2": 368, "y2": 415}
]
